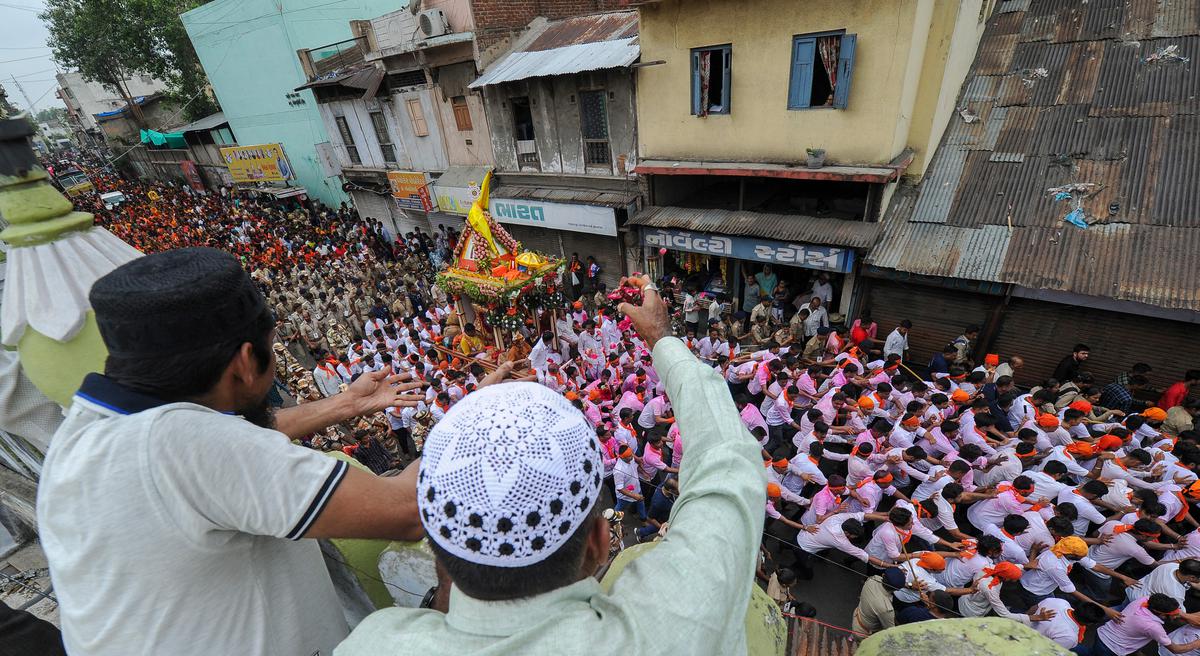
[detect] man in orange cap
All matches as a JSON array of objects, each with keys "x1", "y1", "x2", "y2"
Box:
[
  {"x1": 958, "y1": 561, "x2": 1044, "y2": 620},
  {"x1": 1030, "y1": 411, "x2": 1072, "y2": 449},
  {"x1": 1143, "y1": 407, "x2": 1168, "y2": 423},
  {"x1": 892, "y1": 551, "x2": 976, "y2": 610},
  {"x1": 766, "y1": 458, "x2": 808, "y2": 506}
]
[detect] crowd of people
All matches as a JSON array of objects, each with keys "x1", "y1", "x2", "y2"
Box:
[{"x1": 74, "y1": 171, "x2": 1200, "y2": 654}]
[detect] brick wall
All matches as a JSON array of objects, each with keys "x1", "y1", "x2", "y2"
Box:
[{"x1": 472, "y1": 0, "x2": 630, "y2": 67}]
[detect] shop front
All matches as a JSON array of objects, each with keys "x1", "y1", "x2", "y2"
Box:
[{"x1": 629, "y1": 206, "x2": 878, "y2": 324}]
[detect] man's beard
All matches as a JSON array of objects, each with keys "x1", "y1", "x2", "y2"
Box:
[{"x1": 239, "y1": 393, "x2": 277, "y2": 429}]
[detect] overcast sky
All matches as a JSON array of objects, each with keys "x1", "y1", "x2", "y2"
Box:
[{"x1": 0, "y1": 0, "x2": 65, "y2": 114}]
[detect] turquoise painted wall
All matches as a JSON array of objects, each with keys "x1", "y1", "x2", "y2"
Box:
[{"x1": 182, "y1": 0, "x2": 407, "y2": 207}]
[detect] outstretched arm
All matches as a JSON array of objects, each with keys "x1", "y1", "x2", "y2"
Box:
[{"x1": 274, "y1": 369, "x2": 425, "y2": 439}]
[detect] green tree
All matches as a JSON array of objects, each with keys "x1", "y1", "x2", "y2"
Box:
[
  {"x1": 42, "y1": 0, "x2": 218, "y2": 125},
  {"x1": 34, "y1": 107, "x2": 68, "y2": 125}
]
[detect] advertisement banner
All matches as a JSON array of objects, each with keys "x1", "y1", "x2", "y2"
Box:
[
  {"x1": 387, "y1": 170, "x2": 434, "y2": 212},
  {"x1": 642, "y1": 227, "x2": 854, "y2": 273},
  {"x1": 490, "y1": 197, "x2": 618, "y2": 237},
  {"x1": 432, "y1": 166, "x2": 491, "y2": 215},
  {"x1": 219, "y1": 144, "x2": 293, "y2": 183},
  {"x1": 179, "y1": 160, "x2": 205, "y2": 193}
]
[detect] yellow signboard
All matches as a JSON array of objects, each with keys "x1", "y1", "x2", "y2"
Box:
[
  {"x1": 387, "y1": 170, "x2": 434, "y2": 211},
  {"x1": 220, "y1": 144, "x2": 294, "y2": 183}
]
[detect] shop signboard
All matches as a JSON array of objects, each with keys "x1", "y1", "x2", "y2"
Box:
[
  {"x1": 643, "y1": 228, "x2": 854, "y2": 273},
  {"x1": 387, "y1": 170, "x2": 434, "y2": 212},
  {"x1": 219, "y1": 143, "x2": 293, "y2": 183},
  {"x1": 491, "y1": 197, "x2": 618, "y2": 237}
]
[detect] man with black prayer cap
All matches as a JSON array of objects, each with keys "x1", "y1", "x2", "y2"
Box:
[
  {"x1": 336, "y1": 276, "x2": 766, "y2": 655},
  {"x1": 37, "y1": 247, "x2": 428, "y2": 656}
]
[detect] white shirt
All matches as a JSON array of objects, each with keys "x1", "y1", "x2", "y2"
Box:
[
  {"x1": 1161, "y1": 626, "x2": 1200, "y2": 656},
  {"x1": 1128, "y1": 562, "x2": 1189, "y2": 606},
  {"x1": 1027, "y1": 598, "x2": 1085, "y2": 649},
  {"x1": 613, "y1": 458, "x2": 641, "y2": 502},
  {"x1": 637, "y1": 396, "x2": 670, "y2": 430},
  {"x1": 811, "y1": 281, "x2": 833, "y2": 304},
  {"x1": 883, "y1": 329, "x2": 908, "y2": 359},
  {"x1": 959, "y1": 573, "x2": 1025, "y2": 620},
  {"x1": 795, "y1": 512, "x2": 870, "y2": 564},
  {"x1": 40, "y1": 383, "x2": 351, "y2": 655},
  {"x1": 894, "y1": 562, "x2": 946, "y2": 603},
  {"x1": 1056, "y1": 488, "x2": 1110, "y2": 537},
  {"x1": 1021, "y1": 550, "x2": 1096, "y2": 596},
  {"x1": 1089, "y1": 521, "x2": 1157, "y2": 579},
  {"x1": 683, "y1": 294, "x2": 700, "y2": 323},
  {"x1": 865, "y1": 520, "x2": 936, "y2": 565},
  {"x1": 918, "y1": 493, "x2": 959, "y2": 534}
]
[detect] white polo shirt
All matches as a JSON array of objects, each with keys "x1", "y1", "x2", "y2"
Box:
[{"x1": 40, "y1": 374, "x2": 351, "y2": 656}]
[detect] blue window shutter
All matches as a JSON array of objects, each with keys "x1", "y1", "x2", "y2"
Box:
[
  {"x1": 721, "y1": 46, "x2": 732, "y2": 113},
  {"x1": 833, "y1": 33, "x2": 857, "y2": 109},
  {"x1": 691, "y1": 51, "x2": 701, "y2": 115},
  {"x1": 788, "y1": 38, "x2": 815, "y2": 110}
]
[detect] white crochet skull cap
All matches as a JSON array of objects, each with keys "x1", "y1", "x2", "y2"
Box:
[{"x1": 417, "y1": 382, "x2": 603, "y2": 567}]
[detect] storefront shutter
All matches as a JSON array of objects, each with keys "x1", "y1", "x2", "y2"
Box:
[
  {"x1": 991, "y1": 298, "x2": 1200, "y2": 391},
  {"x1": 864, "y1": 280, "x2": 996, "y2": 372}
]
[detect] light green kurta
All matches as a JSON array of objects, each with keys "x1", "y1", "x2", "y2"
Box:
[{"x1": 335, "y1": 337, "x2": 767, "y2": 655}]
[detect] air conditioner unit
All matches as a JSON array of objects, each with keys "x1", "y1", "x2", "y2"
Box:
[{"x1": 419, "y1": 8, "x2": 450, "y2": 38}]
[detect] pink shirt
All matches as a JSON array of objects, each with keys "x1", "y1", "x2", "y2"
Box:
[
  {"x1": 612, "y1": 391, "x2": 644, "y2": 417},
  {"x1": 740, "y1": 404, "x2": 768, "y2": 437},
  {"x1": 670, "y1": 425, "x2": 683, "y2": 469},
  {"x1": 639, "y1": 444, "x2": 668, "y2": 480},
  {"x1": 582, "y1": 401, "x2": 602, "y2": 427},
  {"x1": 1096, "y1": 598, "x2": 1171, "y2": 655},
  {"x1": 802, "y1": 486, "x2": 845, "y2": 524},
  {"x1": 794, "y1": 373, "x2": 818, "y2": 403}
]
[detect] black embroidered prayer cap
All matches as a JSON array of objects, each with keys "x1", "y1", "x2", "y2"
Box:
[{"x1": 90, "y1": 247, "x2": 271, "y2": 357}]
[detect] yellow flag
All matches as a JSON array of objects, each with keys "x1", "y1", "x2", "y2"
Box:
[{"x1": 467, "y1": 171, "x2": 498, "y2": 255}]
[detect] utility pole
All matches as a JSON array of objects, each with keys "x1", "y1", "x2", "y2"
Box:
[{"x1": 10, "y1": 76, "x2": 43, "y2": 141}]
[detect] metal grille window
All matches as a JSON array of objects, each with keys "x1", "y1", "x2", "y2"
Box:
[
  {"x1": 335, "y1": 115, "x2": 360, "y2": 165},
  {"x1": 579, "y1": 90, "x2": 610, "y2": 166},
  {"x1": 369, "y1": 111, "x2": 396, "y2": 163}
]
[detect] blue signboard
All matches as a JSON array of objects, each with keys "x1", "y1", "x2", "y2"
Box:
[{"x1": 642, "y1": 227, "x2": 855, "y2": 273}]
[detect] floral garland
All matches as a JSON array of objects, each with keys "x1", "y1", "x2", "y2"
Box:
[
  {"x1": 485, "y1": 303, "x2": 524, "y2": 333},
  {"x1": 436, "y1": 260, "x2": 566, "y2": 305}
]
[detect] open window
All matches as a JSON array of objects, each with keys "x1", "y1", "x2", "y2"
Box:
[
  {"x1": 511, "y1": 96, "x2": 538, "y2": 168},
  {"x1": 691, "y1": 44, "x2": 731, "y2": 116},
  {"x1": 788, "y1": 32, "x2": 857, "y2": 110}
]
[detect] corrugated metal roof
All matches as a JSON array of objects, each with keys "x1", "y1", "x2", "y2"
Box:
[
  {"x1": 167, "y1": 111, "x2": 227, "y2": 134},
  {"x1": 872, "y1": 0, "x2": 1200, "y2": 312},
  {"x1": 524, "y1": 11, "x2": 639, "y2": 51},
  {"x1": 494, "y1": 184, "x2": 639, "y2": 208},
  {"x1": 629, "y1": 206, "x2": 880, "y2": 249},
  {"x1": 469, "y1": 12, "x2": 638, "y2": 88}
]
